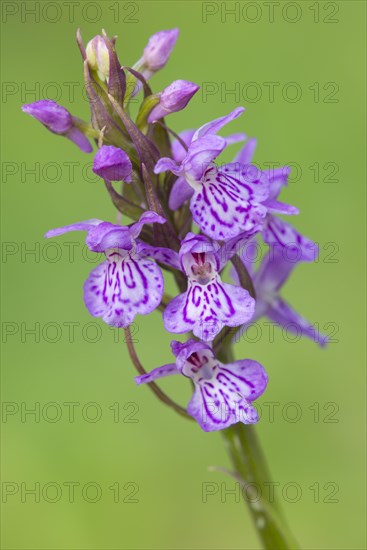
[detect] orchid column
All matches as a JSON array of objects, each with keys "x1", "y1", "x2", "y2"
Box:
[{"x1": 23, "y1": 26, "x2": 328, "y2": 549}]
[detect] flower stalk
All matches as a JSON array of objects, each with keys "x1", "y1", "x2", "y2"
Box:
[
  {"x1": 223, "y1": 423, "x2": 299, "y2": 549},
  {"x1": 218, "y1": 345, "x2": 299, "y2": 549}
]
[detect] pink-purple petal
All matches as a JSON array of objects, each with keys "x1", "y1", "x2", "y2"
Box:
[
  {"x1": 234, "y1": 138, "x2": 257, "y2": 165},
  {"x1": 154, "y1": 157, "x2": 182, "y2": 176},
  {"x1": 129, "y1": 211, "x2": 166, "y2": 239},
  {"x1": 44, "y1": 219, "x2": 102, "y2": 239},
  {"x1": 163, "y1": 279, "x2": 255, "y2": 341},
  {"x1": 171, "y1": 130, "x2": 195, "y2": 162},
  {"x1": 65, "y1": 127, "x2": 93, "y2": 153},
  {"x1": 86, "y1": 223, "x2": 133, "y2": 252},
  {"x1": 262, "y1": 199, "x2": 299, "y2": 216},
  {"x1": 193, "y1": 107, "x2": 245, "y2": 140},
  {"x1": 93, "y1": 145, "x2": 132, "y2": 181},
  {"x1": 135, "y1": 363, "x2": 178, "y2": 385},
  {"x1": 264, "y1": 166, "x2": 291, "y2": 200},
  {"x1": 190, "y1": 165, "x2": 268, "y2": 240},
  {"x1": 224, "y1": 133, "x2": 247, "y2": 146},
  {"x1": 222, "y1": 359, "x2": 268, "y2": 401},
  {"x1": 84, "y1": 257, "x2": 164, "y2": 328},
  {"x1": 263, "y1": 215, "x2": 318, "y2": 262},
  {"x1": 138, "y1": 243, "x2": 180, "y2": 269},
  {"x1": 255, "y1": 248, "x2": 296, "y2": 292},
  {"x1": 168, "y1": 177, "x2": 194, "y2": 210},
  {"x1": 182, "y1": 135, "x2": 226, "y2": 184},
  {"x1": 267, "y1": 297, "x2": 329, "y2": 347},
  {"x1": 187, "y1": 381, "x2": 260, "y2": 432}
]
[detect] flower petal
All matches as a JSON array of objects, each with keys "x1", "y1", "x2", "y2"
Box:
[
  {"x1": 142, "y1": 28, "x2": 179, "y2": 71},
  {"x1": 187, "y1": 384, "x2": 259, "y2": 432},
  {"x1": 147, "y1": 80, "x2": 199, "y2": 123},
  {"x1": 171, "y1": 338, "x2": 211, "y2": 370},
  {"x1": 193, "y1": 107, "x2": 245, "y2": 141},
  {"x1": 222, "y1": 359, "x2": 268, "y2": 401},
  {"x1": 262, "y1": 216, "x2": 318, "y2": 262},
  {"x1": 44, "y1": 219, "x2": 102, "y2": 239},
  {"x1": 135, "y1": 363, "x2": 178, "y2": 385},
  {"x1": 224, "y1": 133, "x2": 247, "y2": 146},
  {"x1": 179, "y1": 232, "x2": 219, "y2": 265},
  {"x1": 154, "y1": 157, "x2": 182, "y2": 176},
  {"x1": 267, "y1": 297, "x2": 329, "y2": 347},
  {"x1": 168, "y1": 176, "x2": 194, "y2": 209},
  {"x1": 219, "y1": 232, "x2": 258, "y2": 271},
  {"x1": 190, "y1": 165, "x2": 268, "y2": 240},
  {"x1": 255, "y1": 248, "x2": 297, "y2": 292},
  {"x1": 84, "y1": 257, "x2": 164, "y2": 327},
  {"x1": 264, "y1": 167, "x2": 291, "y2": 200},
  {"x1": 163, "y1": 279, "x2": 255, "y2": 341},
  {"x1": 86, "y1": 223, "x2": 133, "y2": 252},
  {"x1": 129, "y1": 211, "x2": 166, "y2": 239},
  {"x1": 93, "y1": 145, "x2": 132, "y2": 181},
  {"x1": 234, "y1": 138, "x2": 257, "y2": 165},
  {"x1": 137, "y1": 243, "x2": 180, "y2": 269},
  {"x1": 22, "y1": 100, "x2": 72, "y2": 133},
  {"x1": 65, "y1": 127, "x2": 93, "y2": 153},
  {"x1": 262, "y1": 199, "x2": 299, "y2": 216},
  {"x1": 171, "y1": 130, "x2": 195, "y2": 162},
  {"x1": 182, "y1": 135, "x2": 226, "y2": 185}
]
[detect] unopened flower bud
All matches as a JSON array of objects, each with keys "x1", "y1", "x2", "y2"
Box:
[
  {"x1": 143, "y1": 28, "x2": 179, "y2": 71},
  {"x1": 86, "y1": 35, "x2": 110, "y2": 82},
  {"x1": 22, "y1": 100, "x2": 92, "y2": 152},
  {"x1": 148, "y1": 80, "x2": 199, "y2": 123},
  {"x1": 93, "y1": 145, "x2": 132, "y2": 182}
]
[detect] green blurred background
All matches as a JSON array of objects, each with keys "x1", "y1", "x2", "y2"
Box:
[{"x1": 1, "y1": 1, "x2": 366, "y2": 548}]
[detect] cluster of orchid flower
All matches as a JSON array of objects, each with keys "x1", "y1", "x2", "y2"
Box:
[{"x1": 22, "y1": 28, "x2": 326, "y2": 432}]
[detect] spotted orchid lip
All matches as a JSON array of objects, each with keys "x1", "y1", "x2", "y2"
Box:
[
  {"x1": 135, "y1": 339, "x2": 268, "y2": 431},
  {"x1": 162, "y1": 234, "x2": 255, "y2": 342},
  {"x1": 45, "y1": 212, "x2": 166, "y2": 328}
]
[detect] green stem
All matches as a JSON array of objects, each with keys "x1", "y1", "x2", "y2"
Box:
[{"x1": 218, "y1": 346, "x2": 299, "y2": 549}]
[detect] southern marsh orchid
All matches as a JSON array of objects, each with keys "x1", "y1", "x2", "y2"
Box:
[
  {"x1": 136, "y1": 339, "x2": 268, "y2": 431},
  {"x1": 155, "y1": 108, "x2": 272, "y2": 240},
  {"x1": 162, "y1": 233, "x2": 255, "y2": 341},
  {"x1": 45, "y1": 212, "x2": 166, "y2": 328},
  {"x1": 26, "y1": 26, "x2": 327, "y2": 548}
]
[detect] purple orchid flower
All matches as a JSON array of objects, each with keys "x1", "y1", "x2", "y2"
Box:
[
  {"x1": 135, "y1": 339, "x2": 268, "y2": 431},
  {"x1": 147, "y1": 80, "x2": 199, "y2": 123},
  {"x1": 154, "y1": 108, "x2": 270, "y2": 240},
  {"x1": 45, "y1": 212, "x2": 166, "y2": 328},
  {"x1": 22, "y1": 100, "x2": 92, "y2": 153},
  {"x1": 161, "y1": 233, "x2": 255, "y2": 341},
  {"x1": 93, "y1": 145, "x2": 133, "y2": 182},
  {"x1": 234, "y1": 243, "x2": 328, "y2": 346},
  {"x1": 237, "y1": 139, "x2": 318, "y2": 261},
  {"x1": 168, "y1": 125, "x2": 247, "y2": 210}
]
